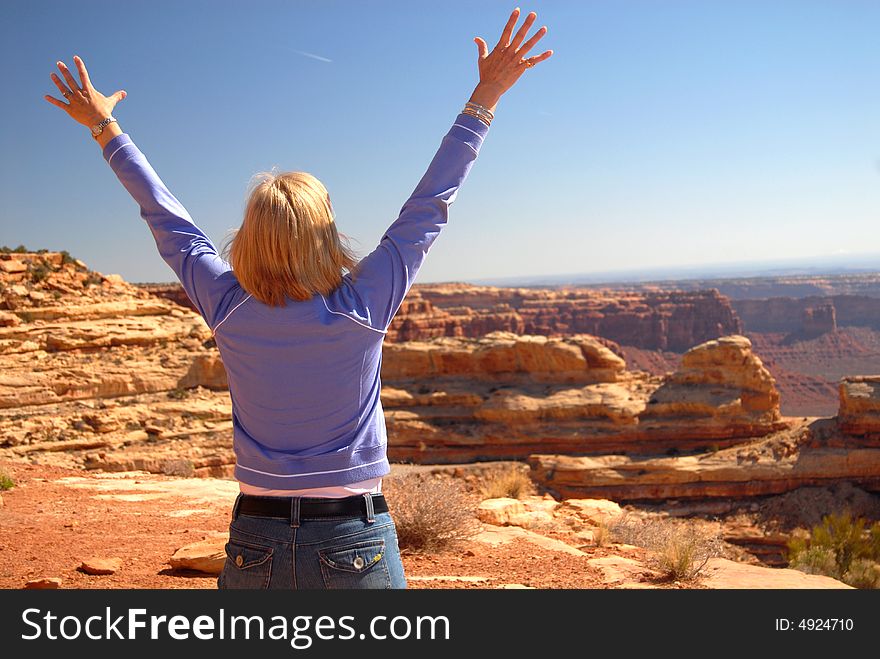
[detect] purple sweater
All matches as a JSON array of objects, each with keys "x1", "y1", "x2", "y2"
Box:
[{"x1": 103, "y1": 113, "x2": 489, "y2": 489}]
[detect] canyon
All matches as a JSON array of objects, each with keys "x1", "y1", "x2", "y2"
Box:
[
  {"x1": 4, "y1": 251, "x2": 879, "y2": 494},
  {"x1": 3, "y1": 251, "x2": 880, "y2": 581}
]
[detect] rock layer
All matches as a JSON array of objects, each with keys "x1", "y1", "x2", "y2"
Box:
[
  {"x1": 139, "y1": 281, "x2": 744, "y2": 351},
  {"x1": 529, "y1": 420, "x2": 880, "y2": 501}
]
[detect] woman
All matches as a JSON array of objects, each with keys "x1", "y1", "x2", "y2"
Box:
[{"x1": 44, "y1": 8, "x2": 551, "y2": 589}]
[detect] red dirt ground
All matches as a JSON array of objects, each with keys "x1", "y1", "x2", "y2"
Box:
[{"x1": 0, "y1": 461, "x2": 666, "y2": 590}]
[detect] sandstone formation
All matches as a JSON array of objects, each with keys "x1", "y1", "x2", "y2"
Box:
[
  {"x1": 0, "y1": 251, "x2": 234, "y2": 476},
  {"x1": 639, "y1": 335, "x2": 785, "y2": 440},
  {"x1": 838, "y1": 376, "x2": 880, "y2": 436},
  {"x1": 382, "y1": 332, "x2": 626, "y2": 383},
  {"x1": 529, "y1": 420, "x2": 880, "y2": 501},
  {"x1": 383, "y1": 333, "x2": 791, "y2": 462},
  {"x1": 734, "y1": 295, "x2": 880, "y2": 334},
  {"x1": 140, "y1": 281, "x2": 744, "y2": 351},
  {"x1": 699, "y1": 557, "x2": 851, "y2": 589},
  {"x1": 393, "y1": 284, "x2": 743, "y2": 351}
]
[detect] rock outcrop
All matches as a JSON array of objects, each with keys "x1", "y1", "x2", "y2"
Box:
[
  {"x1": 390, "y1": 284, "x2": 743, "y2": 351},
  {"x1": 639, "y1": 335, "x2": 785, "y2": 440},
  {"x1": 382, "y1": 332, "x2": 626, "y2": 383},
  {"x1": 734, "y1": 295, "x2": 880, "y2": 334},
  {"x1": 0, "y1": 251, "x2": 233, "y2": 476},
  {"x1": 838, "y1": 376, "x2": 880, "y2": 436},
  {"x1": 529, "y1": 420, "x2": 880, "y2": 500},
  {"x1": 139, "y1": 281, "x2": 744, "y2": 351}
]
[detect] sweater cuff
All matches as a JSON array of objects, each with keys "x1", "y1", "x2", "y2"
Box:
[
  {"x1": 102, "y1": 133, "x2": 134, "y2": 165},
  {"x1": 450, "y1": 112, "x2": 490, "y2": 153}
]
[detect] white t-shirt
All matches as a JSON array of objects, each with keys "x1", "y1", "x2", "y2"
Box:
[{"x1": 239, "y1": 477, "x2": 382, "y2": 498}]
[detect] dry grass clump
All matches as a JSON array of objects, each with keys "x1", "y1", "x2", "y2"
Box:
[
  {"x1": 0, "y1": 469, "x2": 13, "y2": 491},
  {"x1": 479, "y1": 464, "x2": 535, "y2": 500},
  {"x1": 384, "y1": 472, "x2": 480, "y2": 553},
  {"x1": 611, "y1": 513, "x2": 721, "y2": 581}
]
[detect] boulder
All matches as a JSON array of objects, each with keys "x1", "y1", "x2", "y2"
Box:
[
  {"x1": 169, "y1": 537, "x2": 227, "y2": 575},
  {"x1": 561, "y1": 498, "x2": 623, "y2": 525},
  {"x1": 24, "y1": 577, "x2": 62, "y2": 589},
  {"x1": 79, "y1": 557, "x2": 122, "y2": 575}
]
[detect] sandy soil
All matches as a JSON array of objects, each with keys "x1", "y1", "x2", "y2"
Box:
[{"x1": 0, "y1": 461, "x2": 668, "y2": 590}]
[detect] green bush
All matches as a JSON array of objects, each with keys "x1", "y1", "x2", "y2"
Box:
[
  {"x1": 0, "y1": 470, "x2": 13, "y2": 490},
  {"x1": 787, "y1": 511, "x2": 880, "y2": 588}
]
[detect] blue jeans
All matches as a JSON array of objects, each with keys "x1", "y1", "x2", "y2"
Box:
[{"x1": 217, "y1": 494, "x2": 407, "y2": 589}]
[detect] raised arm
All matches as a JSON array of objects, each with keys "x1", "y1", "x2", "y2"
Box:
[
  {"x1": 347, "y1": 9, "x2": 552, "y2": 331},
  {"x1": 44, "y1": 56, "x2": 238, "y2": 329}
]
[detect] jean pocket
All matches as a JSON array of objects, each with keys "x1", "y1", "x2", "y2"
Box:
[
  {"x1": 318, "y1": 538, "x2": 390, "y2": 589},
  {"x1": 220, "y1": 538, "x2": 274, "y2": 589}
]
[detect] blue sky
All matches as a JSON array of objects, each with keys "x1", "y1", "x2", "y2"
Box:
[{"x1": 1, "y1": 0, "x2": 878, "y2": 284}]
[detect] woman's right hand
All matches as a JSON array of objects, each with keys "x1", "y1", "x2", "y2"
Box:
[{"x1": 470, "y1": 8, "x2": 553, "y2": 111}]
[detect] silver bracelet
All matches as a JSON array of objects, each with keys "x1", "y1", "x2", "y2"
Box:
[
  {"x1": 464, "y1": 101, "x2": 494, "y2": 120},
  {"x1": 462, "y1": 108, "x2": 492, "y2": 127}
]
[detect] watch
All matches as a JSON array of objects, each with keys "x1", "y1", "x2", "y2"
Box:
[{"x1": 91, "y1": 116, "x2": 117, "y2": 138}]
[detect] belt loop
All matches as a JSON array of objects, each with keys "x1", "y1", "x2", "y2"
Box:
[
  {"x1": 363, "y1": 493, "x2": 376, "y2": 524},
  {"x1": 231, "y1": 493, "x2": 242, "y2": 521},
  {"x1": 290, "y1": 497, "x2": 301, "y2": 528}
]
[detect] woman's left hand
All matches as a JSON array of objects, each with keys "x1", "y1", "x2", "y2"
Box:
[{"x1": 44, "y1": 56, "x2": 127, "y2": 129}]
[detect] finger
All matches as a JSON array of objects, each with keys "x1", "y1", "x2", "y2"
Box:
[
  {"x1": 510, "y1": 11, "x2": 537, "y2": 50},
  {"x1": 73, "y1": 55, "x2": 92, "y2": 89},
  {"x1": 56, "y1": 60, "x2": 81, "y2": 92},
  {"x1": 497, "y1": 7, "x2": 521, "y2": 47},
  {"x1": 109, "y1": 89, "x2": 127, "y2": 105},
  {"x1": 523, "y1": 50, "x2": 553, "y2": 68},
  {"x1": 50, "y1": 72, "x2": 72, "y2": 97},
  {"x1": 474, "y1": 37, "x2": 489, "y2": 60},
  {"x1": 517, "y1": 25, "x2": 547, "y2": 58},
  {"x1": 43, "y1": 94, "x2": 70, "y2": 111}
]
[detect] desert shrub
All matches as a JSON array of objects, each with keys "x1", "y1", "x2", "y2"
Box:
[
  {"x1": 167, "y1": 388, "x2": 190, "y2": 399},
  {"x1": 162, "y1": 459, "x2": 195, "y2": 478},
  {"x1": 59, "y1": 250, "x2": 75, "y2": 266},
  {"x1": 843, "y1": 559, "x2": 880, "y2": 589},
  {"x1": 83, "y1": 272, "x2": 104, "y2": 287},
  {"x1": 0, "y1": 469, "x2": 13, "y2": 490},
  {"x1": 0, "y1": 244, "x2": 29, "y2": 254},
  {"x1": 787, "y1": 511, "x2": 880, "y2": 588},
  {"x1": 383, "y1": 472, "x2": 479, "y2": 553},
  {"x1": 28, "y1": 262, "x2": 51, "y2": 282},
  {"x1": 479, "y1": 465, "x2": 535, "y2": 500},
  {"x1": 592, "y1": 519, "x2": 610, "y2": 547},
  {"x1": 611, "y1": 513, "x2": 721, "y2": 581}
]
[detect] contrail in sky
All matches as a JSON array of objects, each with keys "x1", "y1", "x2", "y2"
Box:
[{"x1": 292, "y1": 49, "x2": 333, "y2": 63}]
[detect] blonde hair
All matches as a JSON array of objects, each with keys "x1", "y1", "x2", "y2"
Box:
[{"x1": 222, "y1": 171, "x2": 359, "y2": 306}]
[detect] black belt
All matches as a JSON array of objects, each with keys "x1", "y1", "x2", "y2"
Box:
[{"x1": 236, "y1": 493, "x2": 388, "y2": 520}]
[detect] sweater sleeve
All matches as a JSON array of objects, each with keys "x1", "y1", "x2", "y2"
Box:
[
  {"x1": 346, "y1": 113, "x2": 490, "y2": 331},
  {"x1": 102, "y1": 134, "x2": 239, "y2": 329}
]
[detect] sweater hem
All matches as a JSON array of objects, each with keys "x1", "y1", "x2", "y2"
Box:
[{"x1": 234, "y1": 445, "x2": 391, "y2": 490}]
